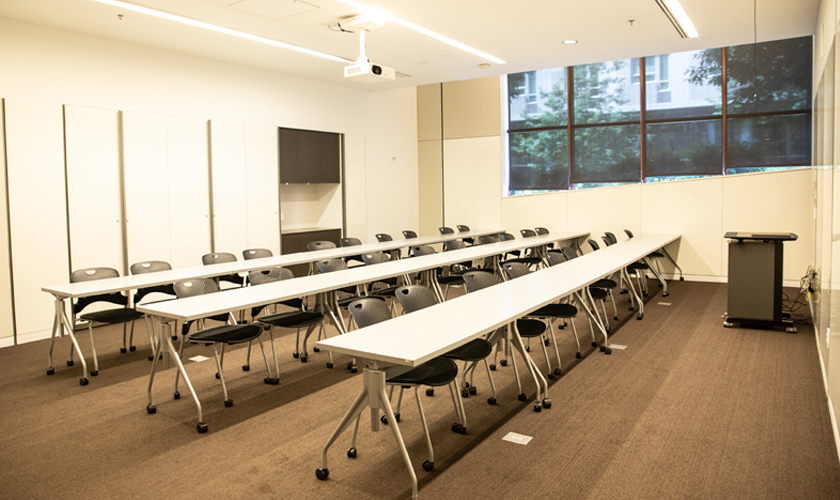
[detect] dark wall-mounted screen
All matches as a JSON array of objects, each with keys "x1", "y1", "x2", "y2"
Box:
[{"x1": 278, "y1": 127, "x2": 341, "y2": 184}]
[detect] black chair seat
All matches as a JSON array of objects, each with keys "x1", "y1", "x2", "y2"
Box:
[
  {"x1": 189, "y1": 324, "x2": 262, "y2": 345},
  {"x1": 451, "y1": 267, "x2": 493, "y2": 276},
  {"x1": 80, "y1": 308, "x2": 144, "y2": 324},
  {"x1": 531, "y1": 303, "x2": 577, "y2": 319},
  {"x1": 258, "y1": 311, "x2": 323, "y2": 328},
  {"x1": 437, "y1": 275, "x2": 464, "y2": 286},
  {"x1": 648, "y1": 251, "x2": 664, "y2": 258},
  {"x1": 504, "y1": 257, "x2": 542, "y2": 266},
  {"x1": 592, "y1": 278, "x2": 617, "y2": 289},
  {"x1": 219, "y1": 274, "x2": 244, "y2": 286},
  {"x1": 442, "y1": 338, "x2": 492, "y2": 362},
  {"x1": 589, "y1": 287, "x2": 608, "y2": 300},
  {"x1": 135, "y1": 284, "x2": 175, "y2": 303},
  {"x1": 515, "y1": 318, "x2": 546, "y2": 338},
  {"x1": 386, "y1": 357, "x2": 458, "y2": 387},
  {"x1": 628, "y1": 262, "x2": 649, "y2": 271},
  {"x1": 371, "y1": 286, "x2": 399, "y2": 298}
]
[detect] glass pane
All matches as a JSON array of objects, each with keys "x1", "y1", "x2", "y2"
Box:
[
  {"x1": 573, "y1": 59, "x2": 640, "y2": 124},
  {"x1": 509, "y1": 129, "x2": 569, "y2": 191},
  {"x1": 572, "y1": 125, "x2": 641, "y2": 183},
  {"x1": 726, "y1": 114, "x2": 811, "y2": 167},
  {"x1": 726, "y1": 36, "x2": 813, "y2": 114},
  {"x1": 647, "y1": 48, "x2": 722, "y2": 120},
  {"x1": 646, "y1": 120, "x2": 722, "y2": 177},
  {"x1": 508, "y1": 68, "x2": 568, "y2": 130}
]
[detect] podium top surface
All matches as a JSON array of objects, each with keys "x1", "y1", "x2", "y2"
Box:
[{"x1": 724, "y1": 231, "x2": 798, "y2": 242}]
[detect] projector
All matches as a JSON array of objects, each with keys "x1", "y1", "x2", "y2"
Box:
[{"x1": 344, "y1": 60, "x2": 395, "y2": 83}]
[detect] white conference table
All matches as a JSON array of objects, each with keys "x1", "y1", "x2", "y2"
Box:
[
  {"x1": 313, "y1": 233, "x2": 681, "y2": 499},
  {"x1": 136, "y1": 231, "x2": 591, "y2": 433},
  {"x1": 40, "y1": 229, "x2": 504, "y2": 384}
]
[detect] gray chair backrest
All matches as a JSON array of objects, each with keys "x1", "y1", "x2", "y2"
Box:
[
  {"x1": 462, "y1": 270, "x2": 496, "y2": 293},
  {"x1": 410, "y1": 245, "x2": 436, "y2": 257},
  {"x1": 362, "y1": 252, "x2": 390, "y2": 265},
  {"x1": 589, "y1": 239, "x2": 601, "y2": 251},
  {"x1": 71, "y1": 267, "x2": 119, "y2": 283},
  {"x1": 202, "y1": 253, "x2": 236, "y2": 265},
  {"x1": 402, "y1": 230, "x2": 418, "y2": 239},
  {"x1": 375, "y1": 233, "x2": 393, "y2": 242},
  {"x1": 174, "y1": 278, "x2": 220, "y2": 298},
  {"x1": 500, "y1": 232, "x2": 516, "y2": 241},
  {"x1": 130, "y1": 261, "x2": 171, "y2": 275},
  {"x1": 307, "y1": 241, "x2": 336, "y2": 251},
  {"x1": 340, "y1": 237, "x2": 362, "y2": 247},
  {"x1": 560, "y1": 246, "x2": 578, "y2": 261},
  {"x1": 502, "y1": 261, "x2": 531, "y2": 279},
  {"x1": 439, "y1": 227, "x2": 454, "y2": 234},
  {"x1": 347, "y1": 298, "x2": 392, "y2": 328},
  {"x1": 248, "y1": 268, "x2": 294, "y2": 285},
  {"x1": 604, "y1": 232, "x2": 618, "y2": 245},
  {"x1": 535, "y1": 227, "x2": 549, "y2": 235},
  {"x1": 395, "y1": 285, "x2": 438, "y2": 313},
  {"x1": 316, "y1": 258, "x2": 348, "y2": 273},
  {"x1": 243, "y1": 248, "x2": 272, "y2": 260},
  {"x1": 444, "y1": 239, "x2": 466, "y2": 251},
  {"x1": 520, "y1": 229, "x2": 537, "y2": 238},
  {"x1": 545, "y1": 251, "x2": 567, "y2": 267},
  {"x1": 479, "y1": 235, "x2": 500, "y2": 245},
  {"x1": 624, "y1": 229, "x2": 635, "y2": 239},
  {"x1": 457, "y1": 225, "x2": 470, "y2": 232}
]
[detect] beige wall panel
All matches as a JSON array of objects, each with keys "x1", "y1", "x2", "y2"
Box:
[
  {"x1": 5, "y1": 98, "x2": 69, "y2": 337},
  {"x1": 0, "y1": 101, "x2": 14, "y2": 339},
  {"x1": 245, "y1": 123, "x2": 280, "y2": 255},
  {"x1": 64, "y1": 106, "x2": 124, "y2": 273},
  {"x1": 417, "y1": 84, "x2": 442, "y2": 141},
  {"x1": 721, "y1": 169, "x2": 813, "y2": 282},
  {"x1": 501, "y1": 192, "x2": 569, "y2": 238},
  {"x1": 209, "y1": 120, "x2": 249, "y2": 255},
  {"x1": 418, "y1": 140, "x2": 443, "y2": 237},
  {"x1": 567, "y1": 185, "x2": 641, "y2": 254},
  {"x1": 279, "y1": 184, "x2": 342, "y2": 232},
  {"x1": 166, "y1": 116, "x2": 211, "y2": 269},
  {"x1": 443, "y1": 136, "x2": 502, "y2": 231},
  {"x1": 343, "y1": 134, "x2": 368, "y2": 242},
  {"x1": 442, "y1": 77, "x2": 501, "y2": 140},
  {"x1": 640, "y1": 177, "x2": 723, "y2": 277}
]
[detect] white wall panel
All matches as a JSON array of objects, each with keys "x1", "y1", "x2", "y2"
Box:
[
  {"x1": 245, "y1": 123, "x2": 280, "y2": 254},
  {"x1": 501, "y1": 192, "x2": 568, "y2": 238},
  {"x1": 64, "y1": 106, "x2": 123, "y2": 273},
  {"x1": 122, "y1": 111, "x2": 171, "y2": 266},
  {"x1": 0, "y1": 101, "x2": 15, "y2": 339},
  {"x1": 567, "y1": 185, "x2": 641, "y2": 254},
  {"x1": 166, "y1": 116, "x2": 211, "y2": 268},
  {"x1": 442, "y1": 136, "x2": 502, "y2": 231},
  {"x1": 722, "y1": 169, "x2": 813, "y2": 282},
  {"x1": 5, "y1": 98, "x2": 69, "y2": 336},
  {"x1": 209, "y1": 120, "x2": 248, "y2": 255},
  {"x1": 641, "y1": 177, "x2": 723, "y2": 277},
  {"x1": 344, "y1": 134, "x2": 368, "y2": 242}
]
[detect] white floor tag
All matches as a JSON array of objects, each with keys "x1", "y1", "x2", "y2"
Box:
[{"x1": 502, "y1": 432, "x2": 533, "y2": 445}]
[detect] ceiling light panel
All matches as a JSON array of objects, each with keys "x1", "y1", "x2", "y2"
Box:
[{"x1": 229, "y1": 0, "x2": 318, "y2": 21}]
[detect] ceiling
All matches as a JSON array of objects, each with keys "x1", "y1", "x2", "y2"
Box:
[{"x1": 0, "y1": 0, "x2": 821, "y2": 91}]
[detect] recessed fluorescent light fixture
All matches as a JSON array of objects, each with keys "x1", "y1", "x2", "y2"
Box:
[
  {"x1": 563, "y1": 40, "x2": 577, "y2": 44},
  {"x1": 654, "y1": 0, "x2": 699, "y2": 39},
  {"x1": 333, "y1": 0, "x2": 505, "y2": 64},
  {"x1": 90, "y1": 0, "x2": 351, "y2": 63}
]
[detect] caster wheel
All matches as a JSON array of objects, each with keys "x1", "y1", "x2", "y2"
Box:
[
  {"x1": 148, "y1": 355, "x2": 154, "y2": 361},
  {"x1": 489, "y1": 364, "x2": 496, "y2": 371},
  {"x1": 171, "y1": 336, "x2": 178, "y2": 341},
  {"x1": 271, "y1": 378, "x2": 280, "y2": 385},
  {"x1": 599, "y1": 345, "x2": 606, "y2": 352},
  {"x1": 554, "y1": 368, "x2": 562, "y2": 376},
  {"x1": 614, "y1": 316, "x2": 619, "y2": 321},
  {"x1": 313, "y1": 347, "x2": 320, "y2": 353},
  {"x1": 300, "y1": 354, "x2": 308, "y2": 363},
  {"x1": 461, "y1": 390, "x2": 469, "y2": 398},
  {"x1": 242, "y1": 364, "x2": 250, "y2": 372},
  {"x1": 293, "y1": 353, "x2": 299, "y2": 359},
  {"x1": 146, "y1": 404, "x2": 156, "y2": 414},
  {"x1": 422, "y1": 460, "x2": 434, "y2": 472},
  {"x1": 67, "y1": 360, "x2": 74, "y2": 367},
  {"x1": 120, "y1": 348, "x2": 127, "y2": 354},
  {"x1": 347, "y1": 447, "x2": 357, "y2": 459},
  {"x1": 315, "y1": 468, "x2": 329, "y2": 480},
  {"x1": 487, "y1": 397, "x2": 497, "y2": 405},
  {"x1": 394, "y1": 413, "x2": 401, "y2": 422},
  {"x1": 548, "y1": 373, "x2": 555, "y2": 380},
  {"x1": 605, "y1": 348, "x2": 612, "y2": 355},
  {"x1": 174, "y1": 392, "x2": 181, "y2": 400},
  {"x1": 426, "y1": 388, "x2": 435, "y2": 397},
  {"x1": 591, "y1": 342, "x2": 598, "y2": 347},
  {"x1": 629, "y1": 306, "x2": 635, "y2": 311},
  {"x1": 381, "y1": 415, "x2": 389, "y2": 425},
  {"x1": 47, "y1": 367, "x2": 55, "y2": 375},
  {"x1": 637, "y1": 313, "x2": 644, "y2": 320},
  {"x1": 723, "y1": 321, "x2": 734, "y2": 328},
  {"x1": 525, "y1": 346, "x2": 530, "y2": 352},
  {"x1": 662, "y1": 292, "x2": 669, "y2": 297},
  {"x1": 457, "y1": 424, "x2": 467, "y2": 434},
  {"x1": 351, "y1": 367, "x2": 358, "y2": 374},
  {"x1": 130, "y1": 346, "x2": 136, "y2": 352},
  {"x1": 197, "y1": 422, "x2": 208, "y2": 434},
  {"x1": 215, "y1": 372, "x2": 220, "y2": 379},
  {"x1": 533, "y1": 402, "x2": 542, "y2": 412},
  {"x1": 543, "y1": 398, "x2": 552, "y2": 409},
  {"x1": 576, "y1": 352, "x2": 581, "y2": 359},
  {"x1": 500, "y1": 360, "x2": 508, "y2": 367},
  {"x1": 544, "y1": 339, "x2": 550, "y2": 346},
  {"x1": 224, "y1": 399, "x2": 233, "y2": 408},
  {"x1": 264, "y1": 377, "x2": 272, "y2": 384},
  {"x1": 643, "y1": 293, "x2": 648, "y2": 297},
  {"x1": 90, "y1": 370, "x2": 98, "y2": 377},
  {"x1": 518, "y1": 393, "x2": 527, "y2": 402},
  {"x1": 680, "y1": 277, "x2": 685, "y2": 281},
  {"x1": 347, "y1": 361, "x2": 354, "y2": 370},
  {"x1": 79, "y1": 378, "x2": 89, "y2": 386},
  {"x1": 326, "y1": 363, "x2": 334, "y2": 369},
  {"x1": 469, "y1": 386, "x2": 477, "y2": 396}
]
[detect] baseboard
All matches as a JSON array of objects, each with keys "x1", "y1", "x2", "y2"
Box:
[
  {"x1": 655, "y1": 273, "x2": 800, "y2": 288},
  {"x1": 0, "y1": 328, "x2": 53, "y2": 348}
]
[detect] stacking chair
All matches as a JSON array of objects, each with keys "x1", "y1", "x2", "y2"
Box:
[
  {"x1": 347, "y1": 297, "x2": 466, "y2": 472},
  {"x1": 507, "y1": 229, "x2": 544, "y2": 268},
  {"x1": 624, "y1": 228, "x2": 682, "y2": 288},
  {"x1": 598, "y1": 236, "x2": 648, "y2": 304},
  {"x1": 69, "y1": 268, "x2": 145, "y2": 380},
  {"x1": 171, "y1": 278, "x2": 269, "y2": 406},
  {"x1": 242, "y1": 248, "x2": 272, "y2": 260},
  {"x1": 375, "y1": 233, "x2": 393, "y2": 242},
  {"x1": 307, "y1": 240, "x2": 337, "y2": 275},
  {"x1": 439, "y1": 226, "x2": 455, "y2": 235},
  {"x1": 396, "y1": 285, "x2": 498, "y2": 404},
  {"x1": 456, "y1": 224, "x2": 475, "y2": 245},
  {"x1": 316, "y1": 258, "x2": 385, "y2": 332},
  {"x1": 360, "y1": 253, "x2": 401, "y2": 312},
  {"x1": 340, "y1": 237, "x2": 365, "y2": 266},
  {"x1": 249, "y1": 268, "x2": 328, "y2": 374},
  {"x1": 535, "y1": 227, "x2": 555, "y2": 250},
  {"x1": 478, "y1": 234, "x2": 500, "y2": 245},
  {"x1": 201, "y1": 252, "x2": 244, "y2": 287},
  {"x1": 130, "y1": 260, "x2": 176, "y2": 361},
  {"x1": 402, "y1": 230, "x2": 418, "y2": 239}
]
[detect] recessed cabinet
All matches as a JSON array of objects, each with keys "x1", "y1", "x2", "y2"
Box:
[{"x1": 279, "y1": 127, "x2": 340, "y2": 184}]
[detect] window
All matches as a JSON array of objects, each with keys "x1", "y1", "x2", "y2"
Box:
[{"x1": 504, "y1": 36, "x2": 812, "y2": 196}]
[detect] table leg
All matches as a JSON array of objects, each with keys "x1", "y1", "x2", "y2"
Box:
[
  {"x1": 507, "y1": 322, "x2": 550, "y2": 411},
  {"x1": 50, "y1": 297, "x2": 90, "y2": 385},
  {"x1": 622, "y1": 268, "x2": 644, "y2": 320},
  {"x1": 643, "y1": 256, "x2": 669, "y2": 296},
  {"x1": 660, "y1": 246, "x2": 684, "y2": 281},
  {"x1": 575, "y1": 290, "x2": 611, "y2": 354},
  {"x1": 317, "y1": 367, "x2": 419, "y2": 499}
]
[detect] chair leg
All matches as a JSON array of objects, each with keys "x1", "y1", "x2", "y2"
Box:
[
  {"x1": 213, "y1": 344, "x2": 233, "y2": 407},
  {"x1": 448, "y1": 381, "x2": 467, "y2": 431},
  {"x1": 538, "y1": 333, "x2": 552, "y2": 377},
  {"x1": 414, "y1": 386, "x2": 435, "y2": 470},
  {"x1": 547, "y1": 319, "x2": 562, "y2": 375},
  {"x1": 243, "y1": 341, "x2": 252, "y2": 371},
  {"x1": 255, "y1": 335, "x2": 272, "y2": 381},
  {"x1": 268, "y1": 328, "x2": 280, "y2": 384},
  {"x1": 128, "y1": 320, "x2": 136, "y2": 352},
  {"x1": 609, "y1": 289, "x2": 619, "y2": 320},
  {"x1": 599, "y1": 300, "x2": 610, "y2": 331},
  {"x1": 482, "y1": 358, "x2": 498, "y2": 403},
  {"x1": 88, "y1": 323, "x2": 100, "y2": 376}
]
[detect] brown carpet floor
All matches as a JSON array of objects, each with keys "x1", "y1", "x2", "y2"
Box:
[{"x1": 0, "y1": 280, "x2": 837, "y2": 499}]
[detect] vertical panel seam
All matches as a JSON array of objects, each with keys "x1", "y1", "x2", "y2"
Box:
[{"x1": 1, "y1": 100, "x2": 17, "y2": 344}]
